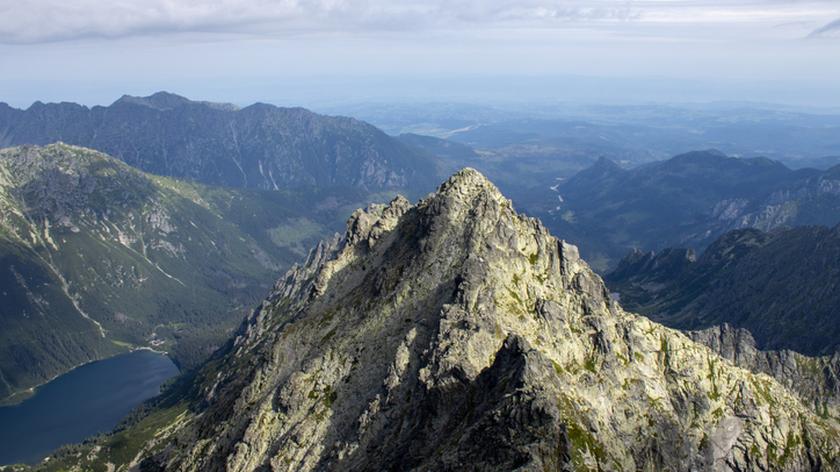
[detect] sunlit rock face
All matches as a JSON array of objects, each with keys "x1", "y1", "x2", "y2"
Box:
[{"x1": 141, "y1": 169, "x2": 839, "y2": 472}]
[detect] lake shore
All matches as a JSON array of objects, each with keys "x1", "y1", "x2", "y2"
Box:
[{"x1": 0, "y1": 350, "x2": 179, "y2": 466}]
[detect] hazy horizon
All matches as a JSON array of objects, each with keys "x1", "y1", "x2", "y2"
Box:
[
  {"x1": 3, "y1": 76, "x2": 840, "y2": 113},
  {"x1": 2, "y1": 0, "x2": 839, "y2": 109}
]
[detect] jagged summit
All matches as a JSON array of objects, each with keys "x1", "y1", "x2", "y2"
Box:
[
  {"x1": 436, "y1": 167, "x2": 501, "y2": 197},
  {"x1": 111, "y1": 170, "x2": 837, "y2": 471}
]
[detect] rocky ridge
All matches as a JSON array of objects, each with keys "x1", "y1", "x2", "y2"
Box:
[
  {"x1": 97, "y1": 168, "x2": 840, "y2": 472},
  {"x1": 689, "y1": 324, "x2": 840, "y2": 421},
  {"x1": 0, "y1": 92, "x2": 437, "y2": 194}
]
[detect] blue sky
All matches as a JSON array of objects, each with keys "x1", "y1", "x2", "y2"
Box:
[{"x1": 1, "y1": 0, "x2": 839, "y2": 107}]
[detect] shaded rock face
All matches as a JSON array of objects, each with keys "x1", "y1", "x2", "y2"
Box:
[
  {"x1": 141, "y1": 170, "x2": 839, "y2": 471},
  {"x1": 606, "y1": 247, "x2": 696, "y2": 298},
  {"x1": 606, "y1": 225, "x2": 840, "y2": 356}
]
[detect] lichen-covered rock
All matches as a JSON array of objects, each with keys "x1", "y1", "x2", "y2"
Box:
[
  {"x1": 689, "y1": 323, "x2": 840, "y2": 420},
  {"x1": 139, "y1": 169, "x2": 840, "y2": 471}
]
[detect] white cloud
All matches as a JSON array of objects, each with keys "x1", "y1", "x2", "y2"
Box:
[
  {"x1": 809, "y1": 17, "x2": 840, "y2": 37},
  {"x1": 1, "y1": 0, "x2": 838, "y2": 44}
]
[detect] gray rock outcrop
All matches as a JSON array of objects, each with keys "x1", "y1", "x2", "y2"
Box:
[{"x1": 133, "y1": 169, "x2": 840, "y2": 471}]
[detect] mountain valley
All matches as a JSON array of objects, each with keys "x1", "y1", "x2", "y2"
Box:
[
  {"x1": 0, "y1": 143, "x2": 398, "y2": 404},
  {"x1": 539, "y1": 151, "x2": 840, "y2": 270}
]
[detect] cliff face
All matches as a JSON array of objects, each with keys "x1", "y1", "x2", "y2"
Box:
[
  {"x1": 125, "y1": 169, "x2": 839, "y2": 471},
  {"x1": 689, "y1": 324, "x2": 840, "y2": 422}
]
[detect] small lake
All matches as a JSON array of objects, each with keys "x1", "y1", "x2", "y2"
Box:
[{"x1": 0, "y1": 350, "x2": 179, "y2": 465}]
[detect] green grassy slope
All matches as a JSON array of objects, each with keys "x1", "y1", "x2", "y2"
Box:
[{"x1": 0, "y1": 143, "x2": 395, "y2": 403}]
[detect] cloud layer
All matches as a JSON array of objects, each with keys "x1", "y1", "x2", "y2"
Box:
[
  {"x1": 810, "y1": 17, "x2": 840, "y2": 37},
  {"x1": 1, "y1": 0, "x2": 838, "y2": 44}
]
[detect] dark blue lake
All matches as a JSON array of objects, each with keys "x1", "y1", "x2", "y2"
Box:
[{"x1": 0, "y1": 350, "x2": 179, "y2": 465}]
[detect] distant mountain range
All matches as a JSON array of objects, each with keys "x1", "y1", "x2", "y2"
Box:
[
  {"x1": 543, "y1": 150, "x2": 840, "y2": 270},
  {"x1": 606, "y1": 225, "x2": 840, "y2": 355},
  {"x1": 11, "y1": 95, "x2": 840, "y2": 277},
  {"x1": 0, "y1": 93, "x2": 449, "y2": 405},
  {"x1": 4, "y1": 94, "x2": 840, "y2": 470},
  {"x1": 0, "y1": 92, "x2": 437, "y2": 195},
  {"x1": 332, "y1": 102, "x2": 840, "y2": 170},
  {"x1": 0, "y1": 144, "x2": 394, "y2": 404}
]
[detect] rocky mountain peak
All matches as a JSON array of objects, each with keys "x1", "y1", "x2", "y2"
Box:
[
  {"x1": 136, "y1": 169, "x2": 838, "y2": 472},
  {"x1": 434, "y1": 167, "x2": 503, "y2": 200},
  {"x1": 262, "y1": 167, "x2": 588, "y2": 324},
  {"x1": 113, "y1": 91, "x2": 191, "y2": 110}
]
